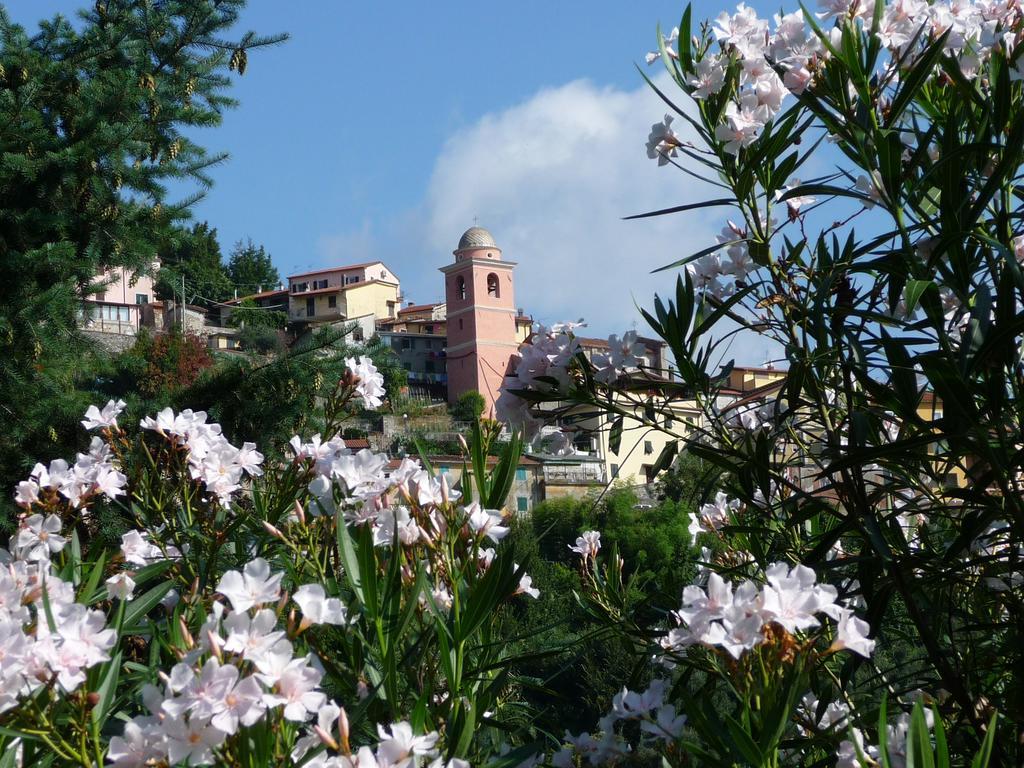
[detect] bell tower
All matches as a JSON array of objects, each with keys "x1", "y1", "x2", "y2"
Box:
[{"x1": 441, "y1": 226, "x2": 519, "y2": 415}]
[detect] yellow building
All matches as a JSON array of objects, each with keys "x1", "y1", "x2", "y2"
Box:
[{"x1": 288, "y1": 261, "x2": 401, "y2": 339}]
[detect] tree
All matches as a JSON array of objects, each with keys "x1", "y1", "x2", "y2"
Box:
[
  {"x1": 0, "y1": 1, "x2": 284, "y2": 519},
  {"x1": 155, "y1": 221, "x2": 233, "y2": 307},
  {"x1": 227, "y1": 237, "x2": 279, "y2": 293},
  {"x1": 237, "y1": 324, "x2": 283, "y2": 354},
  {"x1": 450, "y1": 390, "x2": 486, "y2": 423},
  {"x1": 227, "y1": 298, "x2": 287, "y2": 330}
]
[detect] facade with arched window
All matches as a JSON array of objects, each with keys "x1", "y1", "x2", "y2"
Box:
[{"x1": 440, "y1": 226, "x2": 519, "y2": 415}]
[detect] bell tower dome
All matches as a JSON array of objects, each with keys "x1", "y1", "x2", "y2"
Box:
[{"x1": 441, "y1": 226, "x2": 519, "y2": 415}]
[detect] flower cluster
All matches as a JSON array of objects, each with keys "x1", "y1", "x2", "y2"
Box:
[
  {"x1": 15, "y1": 425, "x2": 126, "y2": 511},
  {"x1": 652, "y1": 0, "x2": 1024, "y2": 166},
  {"x1": 569, "y1": 530, "x2": 601, "y2": 559},
  {"x1": 687, "y1": 491, "x2": 741, "y2": 543},
  {"x1": 552, "y1": 680, "x2": 686, "y2": 766},
  {"x1": 141, "y1": 407, "x2": 264, "y2": 507},
  {"x1": 293, "y1": 711, "x2": 443, "y2": 768},
  {"x1": 0, "y1": 520, "x2": 116, "y2": 712},
  {"x1": 346, "y1": 356, "x2": 386, "y2": 410},
  {"x1": 685, "y1": 221, "x2": 759, "y2": 301},
  {"x1": 496, "y1": 322, "x2": 650, "y2": 439},
  {"x1": 660, "y1": 563, "x2": 875, "y2": 660},
  {"x1": 109, "y1": 558, "x2": 375, "y2": 767}
]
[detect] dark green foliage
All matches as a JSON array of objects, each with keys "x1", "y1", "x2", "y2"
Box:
[
  {"x1": 657, "y1": 449, "x2": 720, "y2": 505},
  {"x1": 451, "y1": 390, "x2": 486, "y2": 423},
  {"x1": 228, "y1": 298, "x2": 287, "y2": 330},
  {"x1": 227, "y1": 237, "x2": 279, "y2": 293},
  {"x1": 237, "y1": 324, "x2": 283, "y2": 354},
  {"x1": 501, "y1": 488, "x2": 699, "y2": 733},
  {"x1": 184, "y1": 326, "x2": 404, "y2": 454},
  {"x1": 0, "y1": 1, "x2": 284, "y2": 518},
  {"x1": 155, "y1": 222, "x2": 233, "y2": 307}
]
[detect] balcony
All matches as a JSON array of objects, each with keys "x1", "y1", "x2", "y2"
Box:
[{"x1": 542, "y1": 463, "x2": 606, "y2": 485}]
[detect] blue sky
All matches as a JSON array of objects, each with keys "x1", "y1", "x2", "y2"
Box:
[{"x1": 12, "y1": 1, "x2": 785, "y2": 363}]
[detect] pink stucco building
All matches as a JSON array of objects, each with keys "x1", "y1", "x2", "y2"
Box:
[
  {"x1": 79, "y1": 264, "x2": 159, "y2": 335},
  {"x1": 441, "y1": 227, "x2": 521, "y2": 416}
]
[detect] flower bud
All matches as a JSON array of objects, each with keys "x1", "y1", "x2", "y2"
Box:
[
  {"x1": 263, "y1": 520, "x2": 284, "y2": 539},
  {"x1": 314, "y1": 724, "x2": 340, "y2": 750},
  {"x1": 178, "y1": 616, "x2": 195, "y2": 649},
  {"x1": 339, "y1": 707, "x2": 351, "y2": 754}
]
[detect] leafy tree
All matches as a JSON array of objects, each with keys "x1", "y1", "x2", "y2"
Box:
[
  {"x1": 450, "y1": 390, "x2": 486, "y2": 423},
  {"x1": 657, "y1": 449, "x2": 720, "y2": 505},
  {"x1": 227, "y1": 237, "x2": 279, "y2": 293},
  {"x1": 227, "y1": 298, "x2": 287, "y2": 330},
  {"x1": 155, "y1": 221, "x2": 232, "y2": 307},
  {"x1": 237, "y1": 324, "x2": 283, "y2": 354},
  {"x1": 133, "y1": 330, "x2": 214, "y2": 397},
  {"x1": 0, "y1": 1, "x2": 284, "y2": 517}
]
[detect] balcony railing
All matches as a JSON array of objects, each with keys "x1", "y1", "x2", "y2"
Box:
[{"x1": 542, "y1": 464, "x2": 606, "y2": 485}]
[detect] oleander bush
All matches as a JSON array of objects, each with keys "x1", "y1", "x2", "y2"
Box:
[
  {"x1": 495, "y1": 0, "x2": 1024, "y2": 763},
  {"x1": 6, "y1": 0, "x2": 1024, "y2": 765}
]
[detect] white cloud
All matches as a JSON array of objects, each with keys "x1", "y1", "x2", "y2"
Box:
[
  {"x1": 317, "y1": 74, "x2": 779, "y2": 365},
  {"x1": 423, "y1": 76, "x2": 716, "y2": 335}
]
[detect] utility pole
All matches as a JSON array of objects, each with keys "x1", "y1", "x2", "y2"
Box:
[{"x1": 181, "y1": 274, "x2": 185, "y2": 339}]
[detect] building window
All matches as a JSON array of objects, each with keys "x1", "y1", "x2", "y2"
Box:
[
  {"x1": 459, "y1": 318, "x2": 464, "y2": 330},
  {"x1": 457, "y1": 276, "x2": 466, "y2": 300},
  {"x1": 611, "y1": 463, "x2": 619, "y2": 479},
  {"x1": 345, "y1": 275, "x2": 361, "y2": 285},
  {"x1": 328, "y1": 295, "x2": 337, "y2": 308},
  {"x1": 292, "y1": 282, "x2": 308, "y2": 293},
  {"x1": 516, "y1": 468, "x2": 527, "y2": 482},
  {"x1": 380, "y1": 270, "x2": 387, "y2": 279},
  {"x1": 516, "y1": 497, "x2": 528, "y2": 512},
  {"x1": 353, "y1": 328, "x2": 363, "y2": 341},
  {"x1": 425, "y1": 324, "x2": 434, "y2": 334},
  {"x1": 135, "y1": 293, "x2": 148, "y2": 304},
  {"x1": 306, "y1": 297, "x2": 315, "y2": 317},
  {"x1": 487, "y1": 273, "x2": 500, "y2": 298},
  {"x1": 401, "y1": 337, "x2": 411, "y2": 350},
  {"x1": 644, "y1": 440, "x2": 654, "y2": 455}
]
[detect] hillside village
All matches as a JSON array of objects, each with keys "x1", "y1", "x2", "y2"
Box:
[{"x1": 79, "y1": 223, "x2": 789, "y2": 512}]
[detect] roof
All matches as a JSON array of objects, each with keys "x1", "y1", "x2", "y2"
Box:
[
  {"x1": 398, "y1": 302, "x2": 443, "y2": 315},
  {"x1": 224, "y1": 288, "x2": 289, "y2": 306},
  {"x1": 457, "y1": 226, "x2": 498, "y2": 250},
  {"x1": 730, "y1": 365, "x2": 787, "y2": 374},
  {"x1": 386, "y1": 455, "x2": 539, "y2": 469},
  {"x1": 287, "y1": 261, "x2": 391, "y2": 280},
  {"x1": 344, "y1": 438, "x2": 370, "y2": 450},
  {"x1": 290, "y1": 278, "x2": 398, "y2": 297},
  {"x1": 576, "y1": 335, "x2": 666, "y2": 350}
]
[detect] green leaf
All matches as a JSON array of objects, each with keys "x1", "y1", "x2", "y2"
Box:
[
  {"x1": 969, "y1": 711, "x2": 998, "y2": 768},
  {"x1": 650, "y1": 440, "x2": 678, "y2": 479},
  {"x1": 722, "y1": 713, "x2": 766, "y2": 766},
  {"x1": 624, "y1": 198, "x2": 737, "y2": 220},
  {"x1": 678, "y1": 5, "x2": 693, "y2": 71},
  {"x1": 91, "y1": 652, "x2": 122, "y2": 725},
  {"x1": 122, "y1": 580, "x2": 174, "y2": 630},
  {"x1": 903, "y1": 279, "x2": 933, "y2": 316},
  {"x1": 79, "y1": 549, "x2": 108, "y2": 604},
  {"x1": 608, "y1": 415, "x2": 624, "y2": 455},
  {"x1": 336, "y1": 510, "x2": 365, "y2": 606}
]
